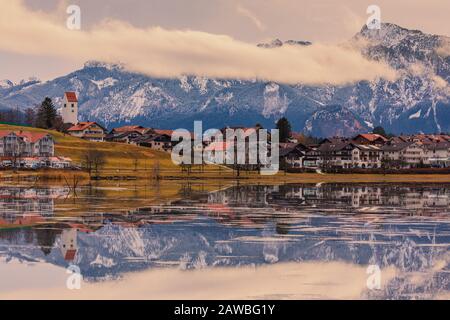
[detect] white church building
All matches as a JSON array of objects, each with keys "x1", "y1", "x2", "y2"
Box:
[{"x1": 61, "y1": 92, "x2": 78, "y2": 124}]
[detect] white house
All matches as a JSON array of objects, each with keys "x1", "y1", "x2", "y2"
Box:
[
  {"x1": 0, "y1": 130, "x2": 55, "y2": 157},
  {"x1": 61, "y1": 92, "x2": 78, "y2": 124},
  {"x1": 67, "y1": 121, "x2": 107, "y2": 142},
  {"x1": 424, "y1": 142, "x2": 450, "y2": 167},
  {"x1": 382, "y1": 142, "x2": 428, "y2": 168}
]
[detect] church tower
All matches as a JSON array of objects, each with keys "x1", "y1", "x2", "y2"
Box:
[{"x1": 61, "y1": 92, "x2": 78, "y2": 124}]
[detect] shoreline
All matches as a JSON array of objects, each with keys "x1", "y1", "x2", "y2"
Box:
[{"x1": 3, "y1": 169, "x2": 450, "y2": 185}]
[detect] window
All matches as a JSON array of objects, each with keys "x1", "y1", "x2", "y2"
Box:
[
  {"x1": 71, "y1": 104, "x2": 74, "y2": 108},
  {"x1": 64, "y1": 104, "x2": 67, "y2": 108}
]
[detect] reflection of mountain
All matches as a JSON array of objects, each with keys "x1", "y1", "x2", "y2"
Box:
[{"x1": 0, "y1": 183, "x2": 449, "y2": 298}]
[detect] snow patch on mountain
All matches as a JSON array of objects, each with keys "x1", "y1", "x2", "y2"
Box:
[
  {"x1": 179, "y1": 75, "x2": 192, "y2": 92},
  {"x1": 262, "y1": 83, "x2": 289, "y2": 118},
  {"x1": 409, "y1": 110, "x2": 421, "y2": 119},
  {"x1": 0, "y1": 80, "x2": 14, "y2": 89},
  {"x1": 91, "y1": 77, "x2": 118, "y2": 90}
]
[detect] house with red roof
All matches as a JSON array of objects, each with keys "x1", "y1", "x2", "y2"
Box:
[
  {"x1": 110, "y1": 125, "x2": 151, "y2": 135},
  {"x1": 67, "y1": 121, "x2": 107, "y2": 142},
  {"x1": 0, "y1": 130, "x2": 55, "y2": 160},
  {"x1": 352, "y1": 133, "x2": 388, "y2": 146}
]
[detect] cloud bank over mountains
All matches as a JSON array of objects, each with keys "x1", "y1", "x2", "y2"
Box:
[{"x1": 0, "y1": 0, "x2": 397, "y2": 85}]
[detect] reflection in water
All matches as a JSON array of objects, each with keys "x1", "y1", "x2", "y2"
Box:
[{"x1": 0, "y1": 183, "x2": 449, "y2": 299}]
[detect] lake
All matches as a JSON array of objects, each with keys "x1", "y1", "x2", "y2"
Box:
[{"x1": 0, "y1": 182, "x2": 449, "y2": 299}]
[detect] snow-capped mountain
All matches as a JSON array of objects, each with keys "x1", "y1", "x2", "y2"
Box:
[
  {"x1": 0, "y1": 23, "x2": 449, "y2": 136},
  {"x1": 257, "y1": 38, "x2": 312, "y2": 48},
  {"x1": 0, "y1": 80, "x2": 14, "y2": 89}
]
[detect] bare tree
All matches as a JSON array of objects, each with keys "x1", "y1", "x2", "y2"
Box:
[
  {"x1": 152, "y1": 159, "x2": 161, "y2": 180},
  {"x1": 133, "y1": 156, "x2": 139, "y2": 172},
  {"x1": 24, "y1": 108, "x2": 35, "y2": 126},
  {"x1": 64, "y1": 174, "x2": 82, "y2": 197},
  {"x1": 82, "y1": 148, "x2": 106, "y2": 178}
]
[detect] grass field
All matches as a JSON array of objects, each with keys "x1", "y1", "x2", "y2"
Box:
[{"x1": 0, "y1": 124, "x2": 229, "y2": 179}]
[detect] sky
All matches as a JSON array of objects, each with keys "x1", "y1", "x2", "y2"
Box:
[{"x1": 0, "y1": 0, "x2": 449, "y2": 83}]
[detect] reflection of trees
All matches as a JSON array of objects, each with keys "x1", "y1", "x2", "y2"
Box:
[
  {"x1": 179, "y1": 182, "x2": 193, "y2": 198},
  {"x1": 35, "y1": 227, "x2": 60, "y2": 255},
  {"x1": 276, "y1": 222, "x2": 291, "y2": 235}
]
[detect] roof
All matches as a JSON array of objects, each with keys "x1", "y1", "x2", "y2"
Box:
[
  {"x1": 204, "y1": 141, "x2": 234, "y2": 152},
  {"x1": 106, "y1": 131, "x2": 142, "y2": 139},
  {"x1": 16, "y1": 131, "x2": 50, "y2": 143},
  {"x1": 221, "y1": 126, "x2": 265, "y2": 139},
  {"x1": 319, "y1": 137, "x2": 350, "y2": 145},
  {"x1": 424, "y1": 142, "x2": 450, "y2": 151},
  {"x1": 154, "y1": 129, "x2": 174, "y2": 136},
  {"x1": 0, "y1": 130, "x2": 14, "y2": 138},
  {"x1": 64, "y1": 249, "x2": 77, "y2": 261},
  {"x1": 318, "y1": 141, "x2": 351, "y2": 152},
  {"x1": 381, "y1": 142, "x2": 414, "y2": 152},
  {"x1": 353, "y1": 144, "x2": 382, "y2": 151},
  {"x1": 0, "y1": 130, "x2": 51, "y2": 142},
  {"x1": 65, "y1": 92, "x2": 78, "y2": 103},
  {"x1": 280, "y1": 145, "x2": 306, "y2": 157},
  {"x1": 354, "y1": 133, "x2": 388, "y2": 142},
  {"x1": 112, "y1": 125, "x2": 149, "y2": 134},
  {"x1": 68, "y1": 121, "x2": 106, "y2": 132},
  {"x1": 134, "y1": 133, "x2": 171, "y2": 143},
  {"x1": 279, "y1": 143, "x2": 310, "y2": 157},
  {"x1": 152, "y1": 129, "x2": 198, "y2": 139}
]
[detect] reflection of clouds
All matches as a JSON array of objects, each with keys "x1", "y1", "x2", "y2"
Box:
[{"x1": 0, "y1": 261, "x2": 398, "y2": 300}]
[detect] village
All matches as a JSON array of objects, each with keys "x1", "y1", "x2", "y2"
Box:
[{"x1": 2, "y1": 91, "x2": 450, "y2": 172}]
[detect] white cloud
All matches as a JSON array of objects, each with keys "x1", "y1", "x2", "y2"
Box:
[{"x1": 0, "y1": 0, "x2": 397, "y2": 85}]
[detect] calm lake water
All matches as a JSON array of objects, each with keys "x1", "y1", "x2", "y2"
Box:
[{"x1": 0, "y1": 182, "x2": 449, "y2": 299}]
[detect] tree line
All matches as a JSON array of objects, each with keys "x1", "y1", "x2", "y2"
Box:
[{"x1": 0, "y1": 97, "x2": 65, "y2": 130}]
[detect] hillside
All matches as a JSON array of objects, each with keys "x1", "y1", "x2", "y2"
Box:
[{"x1": 0, "y1": 124, "x2": 175, "y2": 171}]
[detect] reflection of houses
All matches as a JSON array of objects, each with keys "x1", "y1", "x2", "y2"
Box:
[
  {"x1": 67, "y1": 122, "x2": 107, "y2": 142},
  {"x1": 208, "y1": 185, "x2": 272, "y2": 207},
  {"x1": 0, "y1": 187, "x2": 69, "y2": 225},
  {"x1": 384, "y1": 190, "x2": 450, "y2": 209}
]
